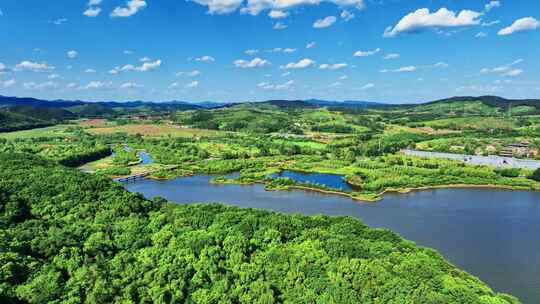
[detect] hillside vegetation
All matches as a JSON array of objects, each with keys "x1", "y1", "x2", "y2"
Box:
[{"x1": 0, "y1": 153, "x2": 520, "y2": 303}]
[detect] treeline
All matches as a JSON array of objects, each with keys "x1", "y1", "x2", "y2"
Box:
[{"x1": 0, "y1": 153, "x2": 520, "y2": 303}]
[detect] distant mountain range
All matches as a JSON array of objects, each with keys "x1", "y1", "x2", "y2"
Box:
[{"x1": 1, "y1": 94, "x2": 539, "y2": 111}]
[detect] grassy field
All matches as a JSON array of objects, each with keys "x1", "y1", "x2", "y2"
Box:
[
  {"x1": 85, "y1": 123, "x2": 225, "y2": 138},
  {"x1": 0, "y1": 124, "x2": 75, "y2": 139}
]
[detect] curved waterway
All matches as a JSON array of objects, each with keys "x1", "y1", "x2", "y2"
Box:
[{"x1": 124, "y1": 175, "x2": 540, "y2": 303}]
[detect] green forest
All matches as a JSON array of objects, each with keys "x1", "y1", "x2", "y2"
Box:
[{"x1": 0, "y1": 153, "x2": 520, "y2": 303}]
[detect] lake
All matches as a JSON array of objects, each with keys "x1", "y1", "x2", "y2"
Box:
[{"x1": 124, "y1": 175, "x2": 540, "y2": 303}]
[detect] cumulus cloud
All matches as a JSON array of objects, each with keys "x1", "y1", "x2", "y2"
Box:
[
  {"x1": 306, "y1": 41, "x2": 316, "y2": 49},
  {"x1": 195, "y1": 55, "x2": 215, "y2": 62},
  {"x1": 234, "y1": 57, "x2": 270, "y2": 68},
  {"x1": 176, "y1": 70, "x2": 201, "y2": 77},
  {"x1": 190, "y1": 0, "x2": 244, "y2": 15},
  {"x1": 24, "y1": 81, "x2": 58, "y2": 90},
  {"x1": 340, "y1": 10, "x2": 354, "y2": 22},
  {"x1": 83, "y1": 7, "x2": 101, "y2": 17},
  {"x1": 1, "y1": 79, "x2": 16, "y2": 88},
  {"x1": 109, "y1": 60, "x2": 162, "y2": 74},
  {"x1": 67, "y1": 50, "x2": 78, "y2": 59},
  {"x1": 273, "y1": 22, "x2": 288, "y2": 30},
  {"x1": 15, "y1": 61, "x2": 55, "y2": 72},
  {"x1": 111, "y1": 0, "x2": 147, "y2": 17},
  {"x1": 384, "y1": 53, "x2": 400, "y2": 60},
  {"x1": 185, "y1": 81, "x2": 199, "y2": 88},
  {"x1": 269, "y1": 10, "x2": 288, "y2": 19},
  {"x1": 383, "y1": 8, "x2": 482, "y2": 38},
  {"x1": 498, "y1": 17, "x2": 539, "y2": 36},
  {"x1": 245, "y1": 49, "x2": 259, "y2": 55},
  {"x1": 319, "y1": 63, "x2": 348, "y2": 70},
  {"x1": 196, "y1": 0, "x2": 366, "y2": 16},
  {"x1": 502, "y1": 69, "x2": 523, "y2": 77},
  {"x1": 313, "y1": 16, "x2": 337, "y2": 28},
  {"x1": 120, "y1": 82, "x2": 143, "y2": 89},
  {"x1": 79, "y1": 81, "x2": 113, "y2": 90},
  {"x1": 353, "y1": 48, "x2": 380, "y2": 57},
  {"x1": 258, "y1": 80, "x2": 294, "y2": 90},
  {"x1": 281, "y1": 58, "x2": 315, "y2": 69},
  {"x1": 484, "y1": 1, "x2": 500, "y2": 13}
]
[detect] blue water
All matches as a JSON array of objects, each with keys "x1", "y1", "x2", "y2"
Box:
[
  {"x1": 272, "y1": 170, "x2": 354, "y2": 192},
  {"x1": 138, "y1": 151, "x2": 153, "y2": 165},
  {"x1": 125, "y1": 176, "x2": 540, "y2": 303}
]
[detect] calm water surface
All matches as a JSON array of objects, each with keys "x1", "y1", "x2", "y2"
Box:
[
  {"x1": 124, "y1": 175, "x2": 540, "y2": 303},
  {"x1": 272, "y1": 170, "x2": 354, "y2": 192}
]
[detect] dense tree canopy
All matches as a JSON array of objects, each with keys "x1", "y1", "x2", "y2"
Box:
[{"x1": 0, "y1": 153, "x2": 520, "y2": 303}]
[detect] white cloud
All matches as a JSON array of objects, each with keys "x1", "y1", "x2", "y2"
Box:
[
  {"x1": 83, "y1": 7, "x2": 101, "y2": 17},
  {"x1": 360, "y1": 83, "x2": 375, "y2": 90},
  {"x1": 66, "y1": 83, "x2": 78, "y2": 89},
  {"x1": 67, "y1": 50, "x2": 78, "y2": 59},
  {"x1": 176, "y1": 70, "x2": 201, "y2": 77},
  {"x1": 383, "y1": 8, "x2": 482, "y2": 38},
  {"x1": 306, "y1": 41, "x2": 316, "y2": 49},
  {"x1": 269, "y1": 10, "x2": 288, "y2": 19},
  {"x1": 353, "y1": 48, "x2": 380, "y2": 57},
  {"x1": 282, "y1": 71, "x2": 291, "y2": 77},
  {"x1": 245, "y1": 49, "x2": 259, "y2": 55},
  {"x1": 48, "y1": 74, "x2": 60, "y2": 80},
  {"x1": 502, "y1": 69, "x2": 523, "y2": 77},
  {"x1": 313, "y1": 16, "x2": 337, "y2": 28},
  {"x1": 329, "y1": 82, "x2": 342, "y2": 87},
  {"x1": 384, "y1": 53, "x2": 400, "y2": 60},
  {"x1": 190, "y1": 0, "x2": 244, "y2": 15},
  {"x1": 124, "y1": 50, "x2": 134, "y2": 55},
  {"x1": 258, "y1": 80, "x2": 294, "y2": 90},
  {"x1": 79, "y1": 81, "x2": 113, "y2": 90},
  {"x1": 381, "y1": 66, "x2": 417, "y2": 73},
  {"x1": 52, "y1": 18, "x2": 68, "y2": 25},
  {"x1": 85, "y1": 69, "x2": 97, "y2": 73},
  {"x1": 186, "y1": 81, "x2": 199, "y2": 88},
  {"x1": 111, "y1": 0, "x2": 147, "y2": 17},
  {"x1": 498, "y1": 17, "x2": 539, "y2": 36},
  {"x1": 484, "y1": 1, "x2": 500, "y2": 13},
  {"x1": 109, "y1": 59, "x2": 162, "y2": 74},
  {"x1": 238, "y1": 0, "x2": 364, "y2": 16},
  {"x1": 89, "y1": 0, "x2": 102, "y2": 5},
  {"x1": 281, "y1": 58, "x2": 315, "y2": 69},
  {"x1": 433, "y1": 62, "x2": 449, "y2": 68},
  {"x1": 139, "y1": 57, "x2": 151, "y2": 62},
  {"x1": 234, "y1": 57, "x2": 270, "y2": 68},
  {"x1": 15, "y1": 61, "x2": 55, "y2": 72},
  {"x1": 481, "y1": 59, "x2": 523, "y2": 75},
  {"x1": 195, "y1": 55, "x2": 215, "y2": 62},
  {"x1": 340, "y1": 10, "x2": 354, "y2": 22},
  {"x1": 120, "y1": 82, "x2": 143, "y2": 89},
  {"x1": 1, "y1": 79, "x2": 16, "y2": 88},
  {"x1": 482, "y1": 20, "x2": 500, "y2": 27},
  {"x1": 24, "y1": 81, "x2": 58, "y2": 90},
  {"x1": 273, "y1": 22, "x2": 288, "y2": 30},
  {"x1": 476, "y1": 31, "x2": 487, "y2": 38},
  {"x1": 0, "y1": 63, "x2": 6, "y2": 71},
  {"x1": 339, "y1": 75, "x2": 348, "y2": 80},
  {"x1": 319, "y1": 63, "x2": 348, "y2": 70}
]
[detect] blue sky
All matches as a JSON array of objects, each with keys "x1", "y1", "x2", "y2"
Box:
[{"x1": 0, "y1": 0, "x2": 538, "y2": 103}]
